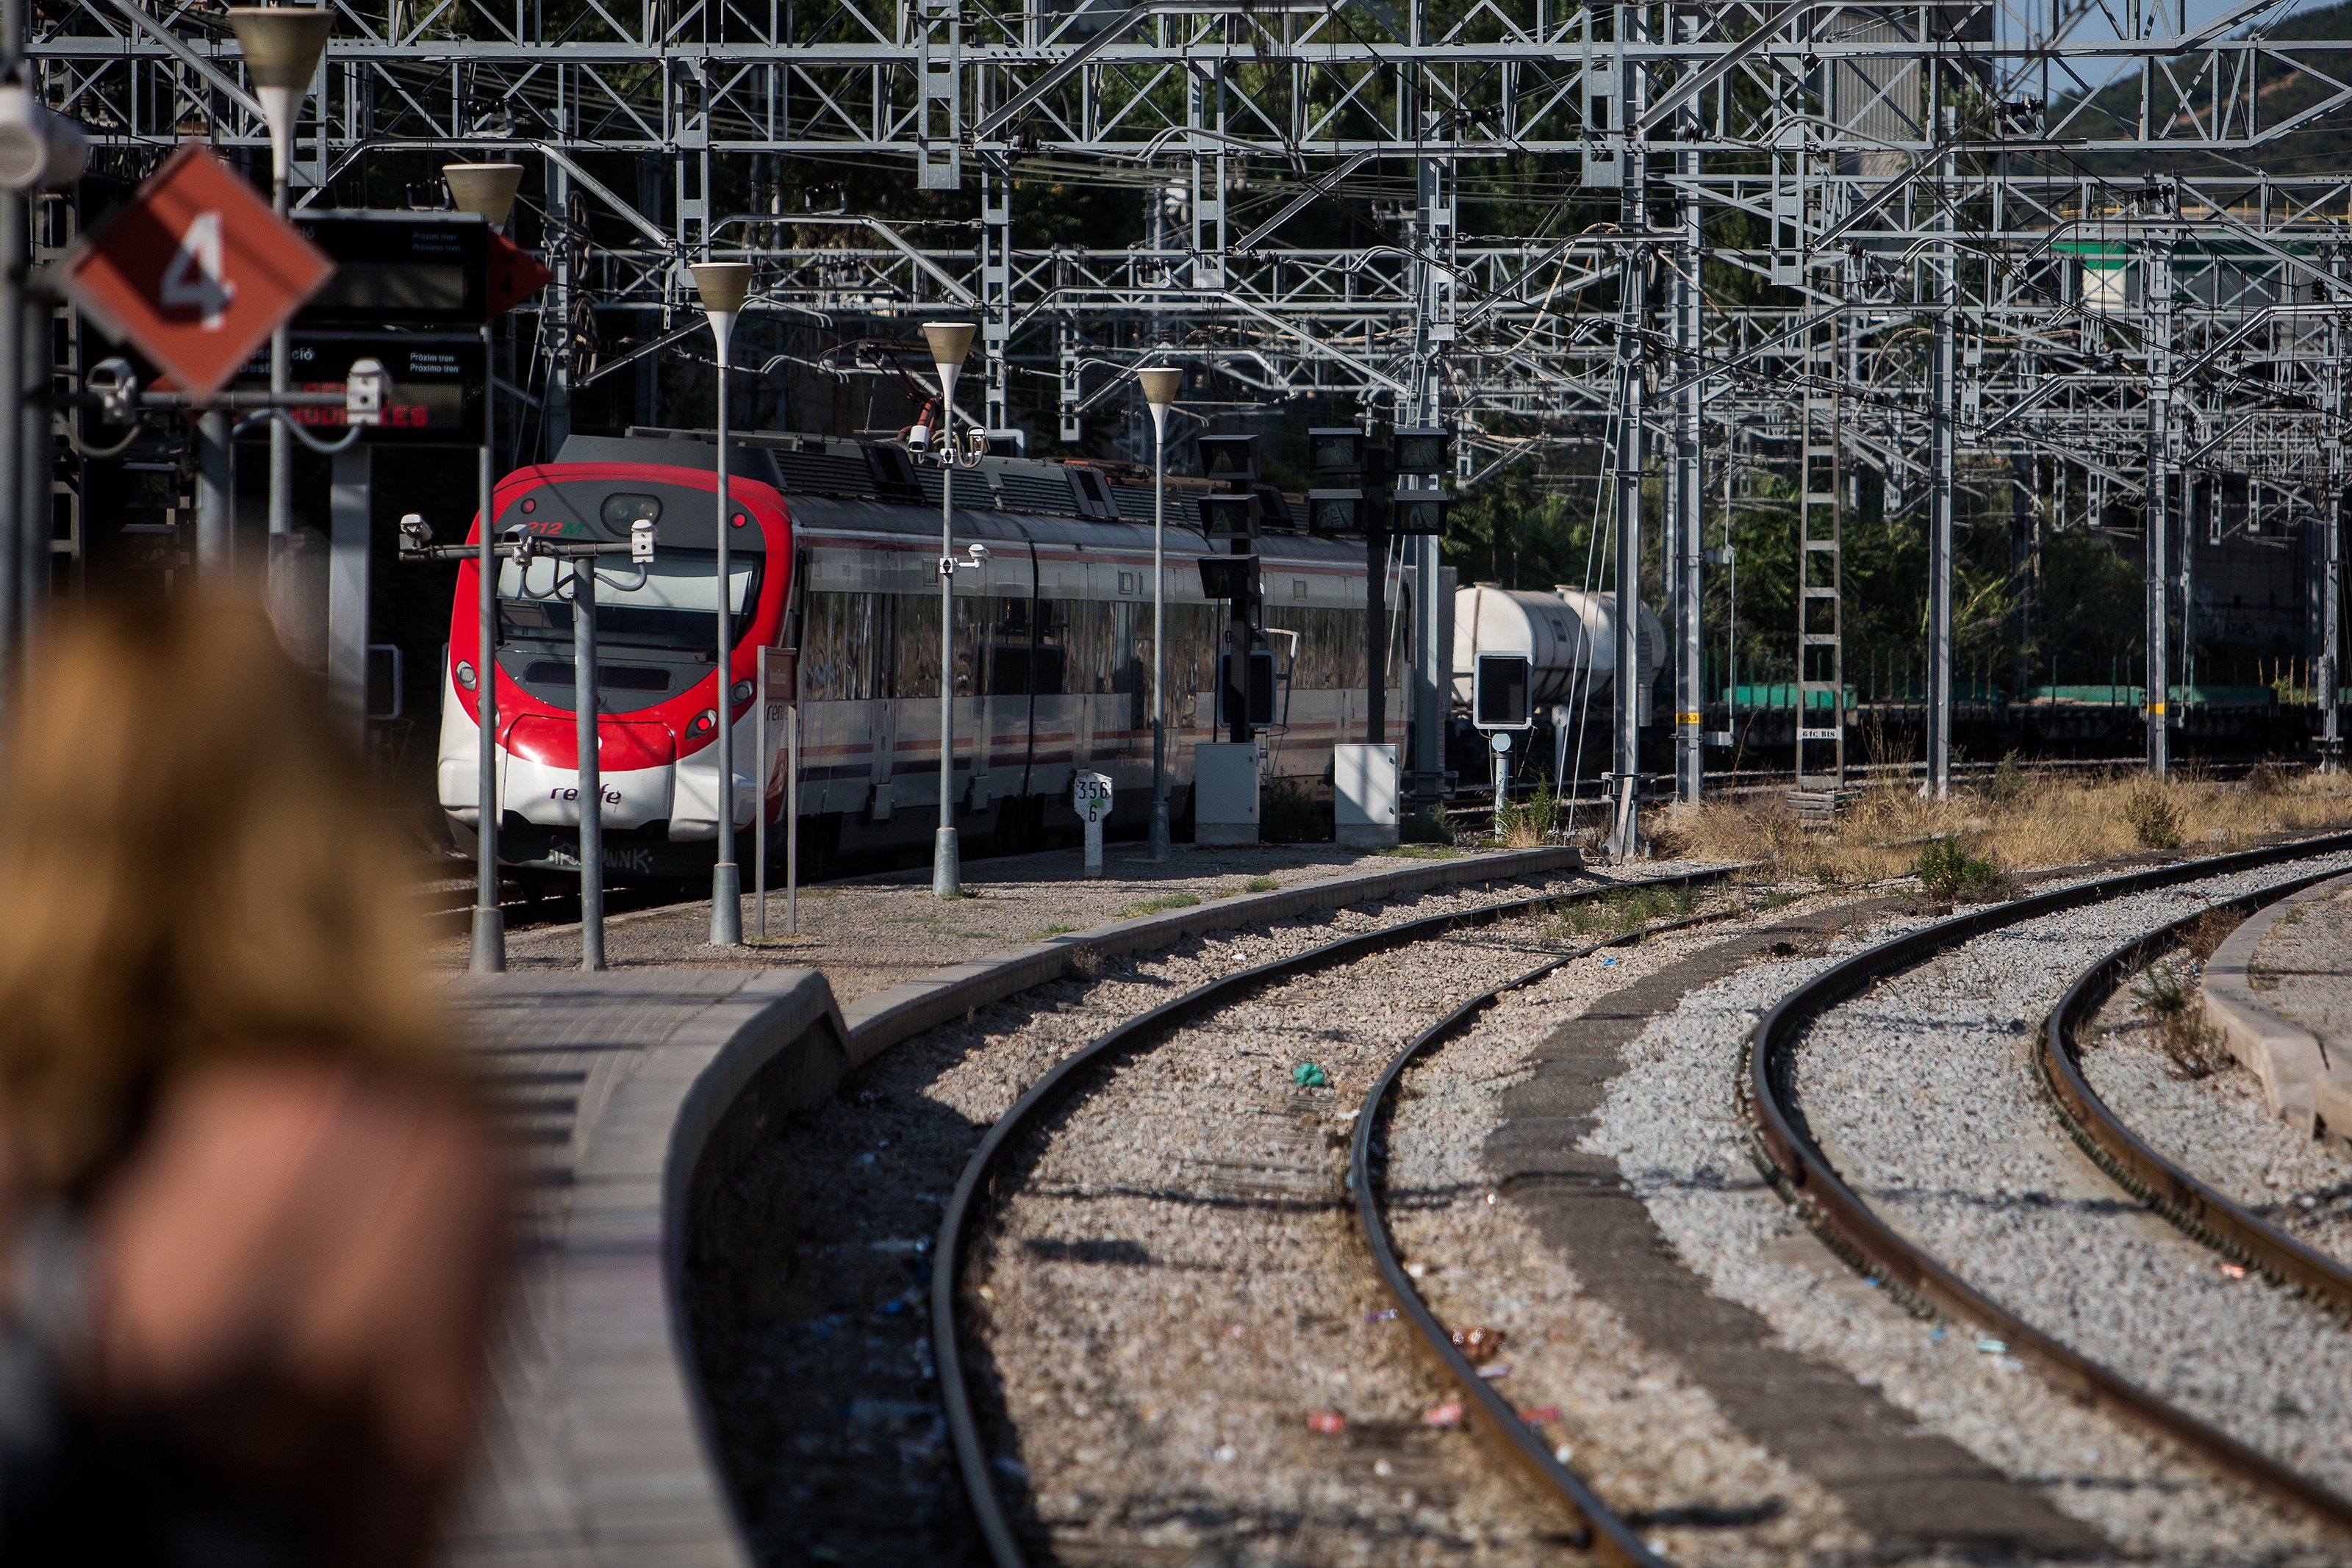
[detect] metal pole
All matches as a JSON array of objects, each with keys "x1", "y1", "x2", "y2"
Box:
[
  {"x1": 0, "y1": 187, "x2": 21, "y2": 640},
  {"x1": 472, "y1": 323, "x2": 504, "y2": 973},
  {"x1": 1928, "y1": 129, "x2": 1957, "y2": 800},
  {"x1": 2147, "y1": 237, "x2": 2173, "y2": 780},
  {"x1": 756, "y1": 655, "x2": 768, "y2": 941},
  {"x1": 1674, "y1": 15, "x2": 1704, "y2": 806},
  {"x1": 326, "y1": 442, "x2": 370, "y2": 736},
  {"x1": 269, "y1": 170, "x2": 292, "y2": 589},
  {"x1": 2326, "y1": 488, "x2": 2342, "y2": 771},
  {"x1": 18, "y1": 280, "x2": 43, "y2": 630},
  {"x1": 576, "y1": 550, "x2": 603, "y2": 970},
  {"x1": 1607, "y1": 21, "x2": 1646, "y2": 861},
  {"x1": 933, "y1": 431, "x2": 961, "y2": 897},
  {"x1": 2327, "y1": 287, "x2": 2345, "y2": 773},
  {"x1": 196, "y1": 410, "x2": 232, "y2": 572},
  {"x1": 1492, "y1": 737, "x2": 1507, "y2": 841},
  {"x1": 1149, "y1": 417, "x2": 1169, "y2": 859},
  {"x1": 787, "y1": 693, "x2": 800, "y2": 935},
  {"x1": 711, "y1": 334, "x2": 743, "y2": 943},
  {"x1": 0, "y1": 0, "x2": 23, "y2": 655}
]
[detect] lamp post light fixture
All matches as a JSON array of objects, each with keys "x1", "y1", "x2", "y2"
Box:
[
  {"x1": 229, "y1": 6, "x2": 331, "y2": 592},
  {"x1": 692, "y1": 259, "x2": 755, "y2": 944},
  {"x1": 922, "y1": 320, "x2": 976, "y2": 898},
  {"x1": 445, "y1": 159, "x2": 528, "y2": 971},
  {"x1": 1136, "y1": 364, "x2": 1182, "y2": 862}
]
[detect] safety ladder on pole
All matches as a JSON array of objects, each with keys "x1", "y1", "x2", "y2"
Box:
[{"x1": 1795, "y1": 325, "x2": 1846, "y2": 792}]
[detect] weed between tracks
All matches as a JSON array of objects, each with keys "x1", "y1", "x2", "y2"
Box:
[
  {"x1": 2132, "y1": 960, "x2": 2234, "y2": 1080},
  {"x1": 1545, "y1": 880, "x2": 1698, "y2": 940},
  {"x1": 1655, "y1": 766, "x2": 2352, "y2": 891}
]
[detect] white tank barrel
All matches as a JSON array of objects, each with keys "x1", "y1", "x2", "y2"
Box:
[{"x1": 1451, "y1": 583, "x2": 1664, "y2": 709}]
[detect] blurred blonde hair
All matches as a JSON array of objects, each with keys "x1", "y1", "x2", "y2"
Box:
[{"x1": 0, "y1": 593, "x2": 445, "y2": 1197}]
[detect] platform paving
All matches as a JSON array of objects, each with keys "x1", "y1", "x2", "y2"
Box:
[
  {"x1": 438, "y1": 842, "x2": 1486, "y2": 1001},
  {"x1": 442, "y1": 967, "x2": 847, "y2": 1568}
]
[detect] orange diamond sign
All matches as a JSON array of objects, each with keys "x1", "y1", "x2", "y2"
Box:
[{"x1": 59, "y1": 143, "x2": 334, "y2": 398}]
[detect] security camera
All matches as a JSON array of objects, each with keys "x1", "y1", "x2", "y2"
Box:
[
  {"x1": 345, "y1": 358, "x2": 390, "y2": 428},
  {"x1": 87, "y1": 357, "x2": 137, "y2": 424},
  {"x1": 967, "y1": 542, "x2": 989, "y2": 563},
  {"x1": 0, "y1": 83, "x2": 88, "y2": 193},
  {"x1": 398, "y1": 513, "x2": 433, "y2": 550}
]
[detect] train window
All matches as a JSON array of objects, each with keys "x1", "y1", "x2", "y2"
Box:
[
  {"x1": 600, "y1": 492, "x2": 662, "y2": 531},
  {"x1": 498, "y1": 550, "x2": 758, "y2": 650}
]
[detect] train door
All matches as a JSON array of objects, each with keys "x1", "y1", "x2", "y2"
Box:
[
  {"x1": 865, "y1": 590, "x2": 896, "y2": 820},
  {"x1": 969, "y1": 533, "x2": 1038, "y2": 814},
  {"x1": 1028, "y1": 544, "x2": 1083, "y2": 805}
]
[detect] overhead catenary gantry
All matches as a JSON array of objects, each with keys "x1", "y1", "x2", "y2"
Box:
[{"x1": 26, "y1": 0, "x2": 2352, "y2": 811}]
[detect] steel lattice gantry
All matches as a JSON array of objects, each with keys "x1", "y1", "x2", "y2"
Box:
[{"x1": 27, "y1": 0, "x2": 2352, "y2": 796}]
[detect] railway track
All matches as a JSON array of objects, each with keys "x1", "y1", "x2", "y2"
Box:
[
  {"x1": 1747, "y1": 830, "x2": 2352, "y2": 1546},
  {"x1": 932, "y1": 868, "x2": 1741, "y2": 1568}
]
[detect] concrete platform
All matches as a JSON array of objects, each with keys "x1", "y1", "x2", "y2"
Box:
[
  {"x1": 438, "y1": 842, "x2": 1594, "y2": 1565},
  {"x1": 2202, "y1": 869, "x2": 2352, "y2": 1138},
  {"x1": 447, "y1": 841, "x2": 1533, "y2": 1007}
]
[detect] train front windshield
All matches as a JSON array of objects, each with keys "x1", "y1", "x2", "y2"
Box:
[{"x1": 498, "y1": 550, "x2": 760, "y2": 650}]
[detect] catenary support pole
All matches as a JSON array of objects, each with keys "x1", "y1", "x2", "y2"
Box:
[
  {"x1": 1673, "y1": 8, "x2": 1704, "y2": 805},
  {"x1": 1607, "y1": 19, "x2": 1648, "y2": 860},
  {"x1": 575, "y1": 550, "x2": 602, "y2": 970},
  {"x1": 1927, "y1": 125, "x2": 1956, "y2": 800},
  {"x1": 2147, "y1": 232, "x2": 2174, "y2": 780},
  {"x1": 2328, "y1": 281, "x2": 2345, "y2": 773}
]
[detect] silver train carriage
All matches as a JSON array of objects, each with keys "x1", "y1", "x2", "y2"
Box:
[{"x1": 438, "y1": 431, "x2": 1412, "y2": 878}]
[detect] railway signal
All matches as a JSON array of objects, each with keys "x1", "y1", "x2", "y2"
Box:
[{"x1": 1473, "y1": 652, "x2": 1534, "y2": 841}]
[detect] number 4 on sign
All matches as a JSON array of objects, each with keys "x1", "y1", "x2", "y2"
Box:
[{"x1": 159, "y1": 211, "x2": 234, "y2": 330}]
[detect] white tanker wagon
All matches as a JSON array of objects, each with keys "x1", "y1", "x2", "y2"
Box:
[{"x1": 1451, "y1": 583, "x2": 1667, "y2": 788}]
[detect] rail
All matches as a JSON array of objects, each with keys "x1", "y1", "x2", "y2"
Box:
[{"x1": 1744, "y1": 828, "x2": 2352, "y2": 1529}]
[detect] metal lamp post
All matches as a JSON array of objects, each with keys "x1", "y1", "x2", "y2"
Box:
[
  {"x1": 923, "y1": 320, "x2": 975, "y2": 898},
  {"x1": 693, "y1": 260, "x2": 754, "y2": 944},
  {"x1": 228, "y1": 6, "x2": 329, "y2": 586},
  {"x1": 1136, "y1": 364, "x2": 1181, "y2": 861},
  {"x1": 445, "y1": 160, "x2": 525, "y2": 973}
]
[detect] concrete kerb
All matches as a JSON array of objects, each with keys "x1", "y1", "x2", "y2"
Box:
[
  {"x1": 836, "y1": 844, "x2": 1588, "y2": 1066},
  {"x1": 2201, "y1": 868, "x2": 2352, "y2": 1138}
]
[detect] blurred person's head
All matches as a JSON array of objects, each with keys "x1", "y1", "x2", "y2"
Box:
[{"x1": 0, "y1": 592, "x2": 443, "y2": 1200}]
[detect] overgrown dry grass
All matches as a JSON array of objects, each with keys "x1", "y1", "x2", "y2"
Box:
[{"x1": 1650, "y1": 766, "x2": 2352, "y2": 888}]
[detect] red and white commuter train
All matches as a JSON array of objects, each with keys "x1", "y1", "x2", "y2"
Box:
[{"x1": 439, "y1": 431, "x2": 1410, "y2": 878}]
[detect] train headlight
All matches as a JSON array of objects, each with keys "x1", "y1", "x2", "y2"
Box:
[
  {"x1": 688, "y1": 708, "x2": 718, "y2": 736},
  {"x1": 454, "y1": 660, "x2": 478, "y2": 691},
  {"x1": 730, "y1": 680, "x2": 754, "y2": 704}
]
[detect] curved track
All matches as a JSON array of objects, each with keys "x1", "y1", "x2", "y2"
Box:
[
  {"x1": 931, "y1": 868, "x2": 1736, "y2": 1568},
  {"x1": 2040, "y1": 871, "x2": 2352, "y2": 1314},
  {"x1": 1746, "y1": 830, "x2": 2352, "y2": 1530}
]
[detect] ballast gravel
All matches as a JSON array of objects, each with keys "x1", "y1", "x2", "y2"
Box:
[
  {"x1": 967, "y1": 907, "x2": 1646, "y2": 1566},
  {"x1": 687, "y1": 863, "x2": 1687, "y2": 1567},
  {"x1": 1380, "y1": 907, "x2": 1874, "y2": 1568},
  {"x1": 1593, "y1": 855, "x2": 2352, "y2": 1567}
]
